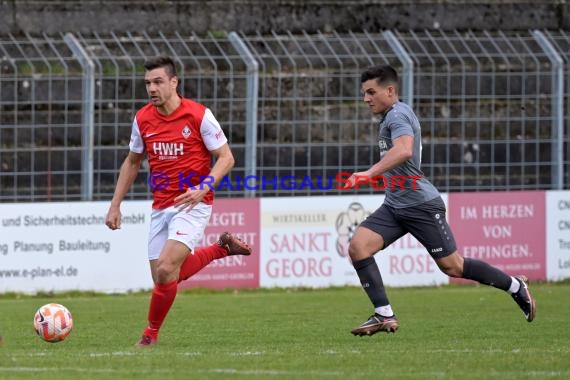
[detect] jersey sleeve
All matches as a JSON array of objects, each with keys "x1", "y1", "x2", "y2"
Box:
[
  {"x1": 129, "y1": 116, "x2": 145, "y2": 153},
  {"x1": 200, "y1": 108, "x2": 228, "y2": 151},
  {"x1": 387, "y1": 111, "x2": 414, "y2": 140}
]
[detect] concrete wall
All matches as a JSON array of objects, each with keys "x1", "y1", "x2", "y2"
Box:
[{"x1": 0, "y1": 0, "x2": 568, "y2": 35}]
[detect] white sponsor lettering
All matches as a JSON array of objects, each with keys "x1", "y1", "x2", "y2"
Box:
[
  {"x1": 462, "y1": 244, "x2": 530, "y2": 259},
  {"x1": 389, "y1": 254, "x2": 436, "y2": 274},
  {"x1": 269, "y1": 232, "x2": 331, "y2": 253},
  {"x1": 481, "y1": 204, "x2": 534, "y2": 219},
  {"x1": 152, "y1": 142, "x2": 184, "y2": 156},
  {"x1": 265, "y1": 257, "x2": 332, "y2": 278},
  {"x1": 210, "y1": 212, "x2": 246, "y2": 227}
]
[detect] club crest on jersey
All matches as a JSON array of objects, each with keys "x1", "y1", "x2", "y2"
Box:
[{"x1": 182, "y1": 125, "x2": 191, "y2": 139}]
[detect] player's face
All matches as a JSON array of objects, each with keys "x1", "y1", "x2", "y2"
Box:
[
  {"x1": 361, "y1": 79, "x2": 397, "y2": 115},
  {"x1": 144, "y1": 67, "x2": 178, "y2": 107}
]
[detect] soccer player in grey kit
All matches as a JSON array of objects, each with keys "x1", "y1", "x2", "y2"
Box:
[{"x1": 345, "y1": 65, "x2": 536, "y2": 336}]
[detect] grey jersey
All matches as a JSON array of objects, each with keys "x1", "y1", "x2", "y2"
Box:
[{"x1": 378, "y1": 101, "x2": 440, "y2": 208}]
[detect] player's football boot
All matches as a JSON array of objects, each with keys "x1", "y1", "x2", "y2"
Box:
[
  {"x1": 135, "y1": 334, "x2": 157, "y2": 348},
  {"x1": 135, "y1": 327, "x2": 158, "y2": 348},
  {"x1": 351, "y1": 313, "x2": 399, "y2": 336},
  {"x1": 217, "y1": 232, "x2": 252, "y2": 256},
  {"x1": 511, "y1": 275, "x2": 536, "y2": 322}
]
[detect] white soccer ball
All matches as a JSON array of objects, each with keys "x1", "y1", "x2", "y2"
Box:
[{"x1": 33, "y1": 303, "x2": 73, "y2": 343}]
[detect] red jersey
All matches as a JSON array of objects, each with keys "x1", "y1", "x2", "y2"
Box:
[{"x1": 129, "y1": 97, "x2": 227, "y2": 209}]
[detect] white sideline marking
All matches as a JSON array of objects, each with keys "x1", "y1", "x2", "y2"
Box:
[
  {"x1": 0, "y1": 367, "x2": 121, "y2": 374},
  {"x1": 229, "y1": 351, "x2": 264, "y2": 356},
  {"x1": 0, "y1": 367, "x2": 343, "y2": 377},
  {"x1": 526, "y1": 371, "x2": 563, "y2": 377},
  {"x1": 89, "y1": 351, "x2": 136, "y2": 357},
  {"x1": 1, "y1": 367, "x2": 568, "y2": 378},
  {"x1": 203, "y1": 368, "x2": 344, "y2": 377},
  {"x1": 430, "y1": 348, "x2": 570, "y2": 354},
  {"x1": 11, "y1": 347, "x2": 569, "y2": 360},
  {"x1": 178, "y1": 351, "x2": 202, "y2": 356},
  {"x1": 0, "y1": 367, "x2": 174, "y2": 374}
]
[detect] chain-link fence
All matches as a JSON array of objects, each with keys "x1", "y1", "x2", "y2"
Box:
[
  {"x1": 0, "y1": 30, "x2": 567, "y2": 202},
  {"x1": 394, "y1": 30, "x2": 565, "y2": 192}
]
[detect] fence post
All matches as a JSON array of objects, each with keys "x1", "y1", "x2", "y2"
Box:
[
  {"x1": 64, "y1": 33, "x2": 95, "y2": 200},
  {"x1": 532, "y1": 30, "x2": 564, "y2": 190},
  {"x1": 228, "y1": 31, "x2": 259, "y2": 197},
  {"x1": 383, "y1": 30, "x2": 414, "y2": 109}
]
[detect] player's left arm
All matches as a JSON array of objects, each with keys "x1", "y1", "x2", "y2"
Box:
[
  {"x1": 174, "y1": 109, "x2": 234, "y2": 211},
  {"x1": 204, "y1": 143, "x2": 235, "y2": 187},
  {"x1": 173, "y1": 143, "x2": 234, "y2": 211},
  {"x1": 361, "y1": 134, "x2": 413, "y2": 177},
  {"x1": 342, "y1": 134, "x2": 413, "y2": 189}
]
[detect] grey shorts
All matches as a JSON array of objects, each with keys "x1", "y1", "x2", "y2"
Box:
[{"x1": 360, "y1": 197, "x2": 457, "y2": 259}]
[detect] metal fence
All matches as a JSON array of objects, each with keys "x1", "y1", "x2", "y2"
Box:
[{"x1": 0, "y1": 30, "x2": 568, "y2": 202}]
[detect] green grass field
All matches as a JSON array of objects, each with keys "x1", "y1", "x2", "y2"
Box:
[{"x1": 0, "y1": 284, "x2": 569, "y2": 380}]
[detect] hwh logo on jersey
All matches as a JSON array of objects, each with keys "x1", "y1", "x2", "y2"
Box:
[{"x1": 153, "y1": 142, "x2": 184, "y2": 159}]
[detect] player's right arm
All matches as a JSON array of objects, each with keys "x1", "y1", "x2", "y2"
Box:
[{"x1": 105, "y1": 151, "x2": 145, "y2": 230}]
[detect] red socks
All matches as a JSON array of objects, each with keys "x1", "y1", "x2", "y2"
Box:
[
  {"x1": 178, "y1": 244, "x2": 229, "y2": 282},
  {"x1": 146, "y1": 280, "x2": 178, "y2": 336},
  {"x1": 144, "y1": 244, "x2": 229, "y2": 339}
]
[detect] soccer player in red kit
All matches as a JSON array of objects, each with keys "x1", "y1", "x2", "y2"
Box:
[{"x1": 105, "y1": 56, "x2": 252, "y2": 347}]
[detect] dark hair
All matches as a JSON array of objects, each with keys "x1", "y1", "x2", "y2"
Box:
[
  {"x1": 143, "y1": 56, "x2": 177, "y2": 78},
  {"x1": 361, "y1": 65, "x2": 398, "y2": 88}
]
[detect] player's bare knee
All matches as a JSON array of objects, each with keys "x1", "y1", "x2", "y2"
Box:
[
  {"x1": 435, "y1": 252, "x2": 463, "y2": 278},
  {"x1": 348, "y1": 240, "x2": 373, "y2": 261},
  {"x1": 439, "y1": 264, "x2": 462, "y2": 278},
  {"x1": 155, "y1": 260, "x2": 176, "y2": 283},
  {"x1": 348, "y1": 240, "x2": 360, "y2": 260}
]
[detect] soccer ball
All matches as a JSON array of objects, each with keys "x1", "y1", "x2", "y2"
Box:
[{"x1": 33, "y1": 303, "x2": 73, "y2": 343}]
